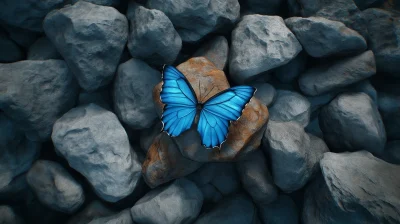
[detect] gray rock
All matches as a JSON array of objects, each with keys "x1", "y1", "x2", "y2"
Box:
[
  {"x1": 131, "y1": 178, "x2": 203, "y2": 224},
  {"x1": 274, "y1": 51, "x2": 307, "y2": 83},
  {"x1": 319, "y1": 93, "x2": 386, "y2": 155},
  {"x1": 0, "y1": 28, "x2": 24, "y2": 63},
  {"x1": 147, "y1": 0, "x2": 239, "y2": 43},
  {"x1": 299, "y1": 51, "x2": 376, "y2": 96},
  {"x1": 244, "y1": 0, "x2": 284, "y2": 15},
  {"x1": 0, "y1": 206, "x2": 23, "y2": 224},
  {"x1": 27, "y1": 36, "x2": 61, "y2": 60},
  {"x1": 236, "y1": 150, "x2": 278, "y2": 204},
  {"x1": 78, "y1": 89, "x2": 112, "y2": 111},
  {"x1": 127, "y1": 2, "x2": 181, "y2": 66},
  {"x1": 269, "y1": 90, "x2": 311, "y2": 127},
  {"x1": 89, "y1": 210, "x2": 133, "y2": 224},
  {"x1": 0, "y1": 60, "x2": 78, "y2": 141},
  {"x1": 193, "y1": 36, "x2": 229, "y2": 70},
  {"x1": 52, "y1": 104, "x2": 142, "y2": 202},
  {"x1": 258, "y1": 195, "x2": 299, "y2": 224},
  {"x1": 378, "y1": 92, "x2": 400, "y2": 140},
  {"x1": 0, "y1": 0, "x2": 66, "y2": 32},
  {"x1": 262, "y1": 121, "x2": 328, "y2": 192},
  {"x1": 194, "y1": 194, "x2": 259, "y2": 224},
  {"x1": 113, "y1": 58, "x2": 160, "y2": 130},
  {"x1": 67, "y1": 201, "x2": 115, "y2": 224},
  {"x1": 43, "y1": 1, "x2": 128, "y2": 91},
  {"x1": 71, "y1": 0, "x2": 120, "y2": 6},
  {"x1": 26, "y1": 160, "x2": 85, "y2": 213},
  {"x1": 230, "y1": 15, "x2": 302, "y2": 84},
  {"x1": 252, "y1": 83, "x2": 276, "y2": 107},
  {"x1": 285, "y1": 17, "x2": 366, "y2": 57}
]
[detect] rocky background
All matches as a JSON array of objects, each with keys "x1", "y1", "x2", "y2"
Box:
[{"x1": 0, "y1": 0, "x2": 400, "y2": 223}]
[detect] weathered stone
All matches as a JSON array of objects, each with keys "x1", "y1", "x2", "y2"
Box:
[{"x1": 193, "y1": 36, "x2": 229, "y2": 70}]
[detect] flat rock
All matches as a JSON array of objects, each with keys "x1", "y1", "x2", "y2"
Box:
[
  {"x1": 114, "y1": 58, "x2": 160, "y2": 130},
  {"x1": 319, "y1": 92, "x2": 386, "y2": 154},
  {"x1": 274, "y1": 51, "x2": 307, "y2": 83},
  {"x1": 147, "y1": 0, "x2": 239, "y2": 43},
  {"x1": 26, "y1": 160, "x2": 85, "y2": 213},
  {"x1": 88, "y1": 210, "x2": 133, "y2": 224},
  {"x1": 43, "y1": 1, "x2": 128, "y2": 91},
  {"x1": 229, "y1": 15, "x2": 302, "y2": 84},
  {"x1": 127, "y1": 2, "x2": 181, "y2": 66},
  {"x1": 299, "y1": 51, "x2": 376, "y2": 96},
  {"x1": 193, "y1": 36, "x2": 229, "y2": 70},
  {"x1": 0, "y1": 206, "x2": 23, "y2": 224},
  {"x1": 27, "y1": 36, "x2": 61, "y2": 60},
  {"x1": 67, "y1": 201, "x2": 115, "y2": 224},
  {"x1": 52, "y1": 104, "x2": 142, "y2": 202},
  {"x1": 0, "y1": 28, "x2": 24, "y2": 63},
  {"x1": 0, "y1": 60, "x2": 79, "y2": 141},
  {"x1": 285, "y1": 17, "x2": 366, "y2": 57},
  {"x1": 131, "y1": 178, "x2": 203, "y2": 224},
  {"x1": 252, "y1": 83, "x2": 276, "y2": 107},
  {"x1": 258, "y1": 195, "x2": 299, "y2": 224}
]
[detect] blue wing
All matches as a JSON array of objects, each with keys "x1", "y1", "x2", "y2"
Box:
[
  {"x1": 160, "y1": 65, "x2": 198, "y2": 137},
  {"x1": 198, "y1": 86, "x2": 256, "y2": 148}
]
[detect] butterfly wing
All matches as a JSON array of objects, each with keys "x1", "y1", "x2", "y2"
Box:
[
  {"x1": 160, "y1": 65, "x2": 198, "y2": 137},
  {"x1": 198, "y1": 86, "x2": 256, "y2": 148}
]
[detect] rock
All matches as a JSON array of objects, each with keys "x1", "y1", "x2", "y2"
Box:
[
  {"x1": 354, "y1": 0, "x2": 384, "y2": 9},
  {"x1": 299, "y1": 51, "x2": 376, "y2": 96},
  {"x1": 0, "y1": 206, "x2": 23, "y2": 224},
  {"x1": 78, "y1": 89, "x2": 112, "y2": 111},
  {"x1": 306, "y1": 92, "x2": 337, "y2": 114},
  {"x1": 258, "y1": 195, "x2": 299, "y2": 224},
  {"x1": 348, "y1": 79, "x2": 378, "y2": 103},
  {"x1": 127, "y1": 2, "x2": 181, "y2": 66},
  {"x1": 236, "y1": 150, "x2": 278, "y2": 204},
  {"x1": 0, "y1": 0, "x2": 65, "y2": 32},
  {"x1": 0, "y1": 60, "x2": 78, "y2": 141},
  {"x1": 88, "y1": 210, "x2": 133, "y2": 224},
  {"x1": 230, "y1": 15, "x2": 302, "y2": 84},
  {"x1": 193, "y1": 36, "x2": 229, "y2": 70},
  {"x1": 142, "y1": 132, "x2": 203, "y2": 188},
  {"x1": 274, "y1": 51, "x2": 307, "y2": 83},
  {"x1": 147, "y1": 0, "x2": 239, "y2": 43},
  {"x1": 269, "y1": 90, "x2": 311, "y2": 127},
  {"x1": 71, "y1": 0, "x2": 120, "y2": 6},
  {"x1": 285, "y1": 17, "x2": 366, "y2": 57},
  {"x1": 153, "y1": 57, "x2": 269, "y2": 162},
  {"x1": 27, "y1": 36, "x2": 61, "y2": 60},
  {"x1": 114, "y1": 58, "x2": 161, "y2": 130},
  {"x1": 0, "y1": 28, "x2": 24, "y2": 63},
  {"x1": 67, "y1": 201, "x2": 115, "y2": 224},
  {"x1": 52, "y1": 104, "x2": 142, "y2": 202},
  {"x1": 252, "y1": 83, "x2": 276, "y2": 107},
  {"x1": 43, "y1": 1, "x2": 128, "y2": 91},
  {"x1": 26, "y1": 160, "x2": 85, "y2": 213},
  {"x1": 380, "y1": 141, "x2": 400, "y2": 165},
  {"x1": 319, "y1": 92, "x2": 386, "y2": 154},
  {"x1": 194, "y1": 194, "x2": 259, "y2": 224},
  {"x1": 244, "y1": 0, "x2": 284, "y2": 15},
  {"x1": 378, "y1": 92, "x2": 400, "y2": 140},
  {"x1": 262, "y1": 121, "x2": 328, "y2": 192},
  {"x1": 131, "y1": 178, "x2": 203, "y2": 224}
]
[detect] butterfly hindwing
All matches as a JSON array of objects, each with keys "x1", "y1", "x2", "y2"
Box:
[{"x1": 161, "y1": 65, "x2": 198, "y2": 137}]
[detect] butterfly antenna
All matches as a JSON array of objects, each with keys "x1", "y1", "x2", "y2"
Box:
[{"x1": 203, "y1": 86, "x2": 215, "y2": 101}]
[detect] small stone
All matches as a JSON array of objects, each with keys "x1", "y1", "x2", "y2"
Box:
[
  {"x1": 0, "y1": 206, "x2": 23, "y2": 224},
  {"x1": 27, "y1": 36, "x2": 61, "y2": 60},
  {"x1": 88, "y1": 209, "x2": 133, "y2": 224},
  {"x1": 274, "y1": 51, "x2": 307, "y2": 83},
  {"x1": 193, "y1": 36, "x2": 229, "y2": 70},
  {"x1": 258, "y1": 195, "x2": 299, "y2": 224},
  {"x1": 0, "y1": 28, "x2": 24, "y2": 63},
  {"x1": 252, "y1": 83, "x2": 276, "y2": 107},
  {"x1": 67, "y1": 201, "x2": 115, "y2": 224}
]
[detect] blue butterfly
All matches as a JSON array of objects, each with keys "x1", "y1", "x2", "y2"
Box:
[{"x1": 160, "y1": 65, "x2": 256, "y2": 148}]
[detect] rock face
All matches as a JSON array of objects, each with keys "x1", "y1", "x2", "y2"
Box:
[
  {"x1": 193, "y1": 36, "x2": 229, "y2": 70},
  {"x1": 52, "y1": 104, "x2": 142, "y2": 202},
  {"x1": 0, "y1": 28, "x2": 24, "y2": 63},
  {"x1": 319, "y1": 93, "x2": 386, "y2": 155},
  {"x1": 113, "y1": 58, "x2": 161, "y2": 130},
  {"x1": 43, "y1": 1, "x2": 128, "y2": 91},
  {"x1": 127, "y1": 2, "x2": 182, "y2": 66},
  {"x1": 147, "y1": 0, "x2": 239, "y2": 43},
  {"x1": 285, "y1": 17, "x2": 366, "y2": 57},
  {"x1": 27, "y1": 36, "x2": 61, "y2": 60},
  {"x1": 0, "y1": 60, "x2": 79, "y2": 141},
  {"x1": 131, "y1": 178, "x2": 203, "y2": 224},
  {"x1": 26, "y1": 160, "x2": 85, "y2": 213},
  {"x1": 299, "y1": 51, "x2": 376, "y2": 96},
  {"x1": 252, "y1": 83, "x2": 276, "y2": 107},
  {"x1": 0, "y1": 206, "x2": 23, "y2": 224},
  {"x1": 258, "y1": 195, "x2": 299, "y2": 224},
  {"x1": 230, "y1": 15, "x2": 302, "y2": 84}
]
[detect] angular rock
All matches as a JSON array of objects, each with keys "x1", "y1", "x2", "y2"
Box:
[
  {"x1": 78, "y1": 89, "x2": 112, "y2": 111},
  {"x1": 114, "y1": 58, "x2": 161, "y2": 130},
  {"x1": 378, "y1": 92, "x2": 400, "y2": 140},
  {"x1": 319, "y1": 92, "x2": 386, "y2": 154},
  {"x1": 71, "y1": 0, "x2": 120, "y2": 6},
  {"x1": 27, "y1": 36, "x2": 61, "y2": 60},
  {"x1": 67, "y1": 201, "x2": 115, "y2": 224},
  {"x1": 43, "y1": 1, "x2": 128, "y2": 91},
  {"x1": 269, "y1": 90, "x2": 311, "y2": 127},
  {"x1": 236, "y1": 150, "x2": 278, "y2": 204},
  {"x1": 285, "y1": 17, "x2": 366, "y2": 57},
  {"x1": 131, "y1": 178, "x2": 203, "y2": 224},
  {"x1": 147, "y1": 0, "x2": 239, "y2": 43},
  {"x1": 127, "y1": 2, "x2": 181, "y2": 66},
  {"x1": 89, "y1": 209, "x2": 133, "y2": 224},
  {"x1": 0, "y1": 60, "x2": 78, "y2": 141},
  {"x1": 252, "y1": 83, "x2": 276, "y2": 107},
  {"x1": 52, "y1": 104, "x2": 142, "y2": 202},
  {"x1": 274, "y1": 51, "x2": 307, "y2": 83},
  {"x1": 26, "y1": 160, "x2": 85, "y2": 213},
  {"x1": 299, "y1": 51, "x2": 376, "y2": 96},
  {"x1": 244, "y1": 0, "x2": 284, "y2": 15},
  {"x1": 230, "y1": 15, "x2": 302, "y2": 84},
  {"x1": 193, "y1": 36, "x2": 229, "y2": 70},
  {"x1": 0, "y1": 206, "x2": 23, "y2": 224},
  {"x1": 258, "y1": 195, "x2": 299, "y2": 224},
  {"x1": 0, "y1": 28, "x2": 24, "y2": 63}
]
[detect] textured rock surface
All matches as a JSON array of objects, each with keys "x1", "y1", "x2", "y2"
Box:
[
  {"x1": 193, "y1": 36, "x2": 229, "y2": 70},
  {"x1": 27, "y1": 36, "x2": 61, "y2": 60},
  {"x1": 52, "y1": 104, "x2": 142, "y2": 202},
  {"x1": 252, "y1": 83, "x2": 276, "y2": 107},
  {"x1": 0, "y1": 60, "x2": 78, "y2": 141},
  {"x1": 258, "y1": 195, "x2": 299, "y2": 224},
  {"x1": 131, "y1": 178, "x2": 203, "y2": 224},
  {"x1": 127, "y1": 2, "x2": 181, "y2": 66},
  {"x1": 88, "y1": 210, "x2": 132, "y2": 224},
  {"x1": 0, "y1": 206, "x2": 23, "y2": 224},
  {"x1": 43, "y1": 1, "x2": 128, "y2": 91},
  {"x1": 26, "y1": 160, "x2": 85, "y2": 213},
  {"x1": 319, "y1": 93, "x2": 386, "y2": 154},
  {"x1": 230, "y1": 15, "x2": 302, "y2": 84},
  {"x1": 67, "y1": 201, "x2": 115, "y2": 224},
  {"x1": 114, "y1": 58, "x2": 160, "y2": 130}
]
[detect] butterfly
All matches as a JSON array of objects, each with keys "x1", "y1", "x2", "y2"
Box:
[{"x1": 160, "y1": 65, "x2": 256, "y2": 148}]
